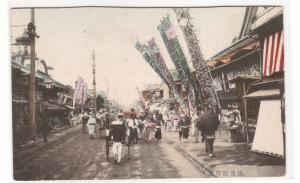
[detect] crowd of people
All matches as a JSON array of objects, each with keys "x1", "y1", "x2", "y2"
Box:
[
  {"x1": 105, "y1": 104, "x2": 220, "y2": 163},
  {"x1": 161, "y1": 104, "x2": 220, "y2": 158},
  {"x1": 39, "y1": 104, "x2": 220, "y2": 163}
]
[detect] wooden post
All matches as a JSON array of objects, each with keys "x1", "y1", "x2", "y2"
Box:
[
  {"x1": 242, "y1": 81, "x2": 250, "y2": 143},
  {"x1": 92, "y1": 50, "x2": 97, "y2": 137},
  {"x1": 29, "y1": 8, "x2": 37, "y2": 143},
  {"x1": 187, "y1": 94, "x2": 191, "y2": 117},
  {"x1": 92, "y1": 50, "x2": 97, "y2": 114}
]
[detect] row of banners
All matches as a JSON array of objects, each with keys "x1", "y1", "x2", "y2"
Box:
[{"x1": 135, "y1": 8, "x2": 220, "y2": 113}]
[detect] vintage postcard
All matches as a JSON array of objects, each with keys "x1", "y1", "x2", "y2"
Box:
[{"x1": 10, "y1": 4, "x2": 286, "y2": 181}]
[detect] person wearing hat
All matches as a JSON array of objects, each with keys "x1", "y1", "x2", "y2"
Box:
[
  {"x1": 199, "y1": 104, "x2": 220, "y2": 158},
  {"x1": 40, "y1": 108, "x2": 53, "y2": 146},
  {"x1": 110, "y1": 112, "x2": 126, "y2": 164}
]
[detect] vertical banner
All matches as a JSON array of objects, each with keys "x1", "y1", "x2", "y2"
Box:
[
  {"x1": 136, "y1": 87, "x2": 148, "y2": 109},
  {"x1": 73, "y1": 77, "x2": 87, "y2": 109},
  {"x1": 147, "y1": 38, "x2": 182, "y2": 102},
  {"x1": 157, "y1": 15, "x2": 200, "y2": 111},
  {"x1": 135, "y1": 40, "x2": 185, "y2": 109},
  {"x1": 173, "y1": 8, "x2": 220, "y2": 108}
]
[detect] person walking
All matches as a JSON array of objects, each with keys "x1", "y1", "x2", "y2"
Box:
[
  {"x1": 137, "y1": 116, "x2": 144, "y2": 140},
  {"x1": 202, "y1": 127, "x2": 216, "y2": 158},
  {"x1": 181, "y1": 114, "x2": 191, "y2": 142},
  {"x1": 144, "y1": 117, "x2": 156, "y2": 142},
  {"x1": 192, "y1": 112, "x2": 200, "y2": 143},
  {"x1": 87, "y1": 113, "x2": 97, "y2": 139},
  {"x1": 81, "y1": 111, "x2": 89, "y2": 133},
  {"x1": 173, "y1": 114, "x2": 179, "y2": 131},
  {"x1": 155, "y1": 113, "x2": 162, "y2": 142},
  {"x1": 178, "y1": 115, "x2": 183, "y2": 141},
  {"x1": 199, "y1": 105, "x2": 220, "y2": 158},
  {"x1": 68, "y1": 111, "x2": 74, "y2": 127},
  {"x1": 163, "y1": 113, "x2": 168, "y2": 131},
  {"x1": 128, "y1": 114, "x2": 139, "y2": 144},
  {"x1": 104, "y1": 113, "x2": 111, "y2": 137},
  {"x1": 40, "y1": 109, "x2": 53, "y2": 146},
  {"x1": 110, "y1": 113, "x2": 126, "y2": 164},
  {"x1": 142, "y1": 117, "x2": 149, "y2": 140}
]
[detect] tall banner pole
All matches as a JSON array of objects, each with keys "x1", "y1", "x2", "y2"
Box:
[
  {"x1": 173, "y1": 8, "x2": 221, "y2": 109},
  {"x1": 158, "y1": 15, "x2": 199, "y2": 114}
]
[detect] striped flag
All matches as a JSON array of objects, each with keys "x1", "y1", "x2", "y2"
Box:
[
  {"x1": 136, "y1": 87, "x2": 148, "y2": 109},
  {"x1": 262, "y1": 30, "x2": 284, "y2": 76}
]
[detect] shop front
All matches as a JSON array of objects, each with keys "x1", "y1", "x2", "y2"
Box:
[{"x1": 244, "y1": 79, "x2": 284, "y2": 157}]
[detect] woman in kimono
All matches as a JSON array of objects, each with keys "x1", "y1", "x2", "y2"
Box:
[
  {"x1": 173, "y1": 114, "x2": 179, "y2": 131},
  {"x1": 148, "y1": 117, "x2": 156, "y2": 142},
  {"x1": 142, "y1": 118, "x2": 150, "y2": 141}
]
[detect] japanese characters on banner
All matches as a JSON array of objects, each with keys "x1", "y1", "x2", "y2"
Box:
[
  {"x1": 135, "y1": 41, "x2": 185, "y2": 109},
  {"x1": 157, "y1": 15, "x2": 198, "y2": 110},
  {"x1": 147, "y1": 38, "x2": 183, "y2": 102},
  {"x1": 135, "y1": 41, "x2": 170, "y2": 89},
  {"x1": 173, "y1": 8, "x2": 220, "y2": 108},
  {"x1": 73, "y1": 77, "x2": 88, "y2": 109}
]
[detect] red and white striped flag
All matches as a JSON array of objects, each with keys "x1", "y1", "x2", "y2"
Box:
[
  {"x1": 136, "y1": 87, "x2": 148, "y2": 109},
  {"x1": 262, "y1": 30, "x2": 284, "y2": 76}
]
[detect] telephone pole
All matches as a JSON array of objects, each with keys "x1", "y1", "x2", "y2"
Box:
[
  {"x1": 92, "y1": 50, "x2": 97, "y2": 114},
  {"x1": 28, "y1": 8, "x2": 38, "y2": 143},
  {"x1": 106, "y1": 78, "x2": 110, "y2": 113}
]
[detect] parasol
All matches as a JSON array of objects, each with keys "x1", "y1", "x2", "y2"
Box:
[{"x1": 197, "y1": 108, "x2": 220, "y2": 132}]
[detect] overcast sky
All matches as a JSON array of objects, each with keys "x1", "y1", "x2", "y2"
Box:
[{"x1": 10, "y1": 7, "x2": 245, "y2": 109}]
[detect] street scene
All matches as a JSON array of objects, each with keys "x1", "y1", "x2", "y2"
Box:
[{"x1": 11, "y1": 6, "x2": 285, "y2": 180}]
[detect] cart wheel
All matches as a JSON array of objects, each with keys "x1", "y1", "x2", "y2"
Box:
[
  {"x1": 106, "y1": 143, "x2": 110, "y2": 161},
  {"x1": 127, "y1": 145, "x2": 130, "y2": 160}
]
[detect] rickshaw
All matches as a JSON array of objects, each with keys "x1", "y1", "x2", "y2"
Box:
[
  {"x1": 105, "y1": 111, "x2": 133, "y2": 162},
  {"x1": 105, "y1": 136, "x2": 131, "y2": 161}
]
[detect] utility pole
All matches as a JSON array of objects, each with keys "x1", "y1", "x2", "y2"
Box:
[
  {"x1": 92, "y1": 50, "x2": 97, "y2": 114},
  {"x1": 28, "y1": 8, "x2": 39, "y2": 144},
  {"x1": 106, "y1": 78, "x2": 110, "y2": 113}
]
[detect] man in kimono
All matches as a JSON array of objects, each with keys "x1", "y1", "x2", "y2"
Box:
[{"x1": 87, "y1": 112, "x2": 96, "y2": 139}]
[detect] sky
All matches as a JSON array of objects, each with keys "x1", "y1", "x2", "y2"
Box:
[{"x1": 10, "y1": 7, "x2": 245, "y2": 109}]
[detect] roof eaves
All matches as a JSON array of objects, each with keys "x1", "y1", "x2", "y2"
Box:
[{"x1": 209, "y1": 35, "x2": 252, "y2": 60}]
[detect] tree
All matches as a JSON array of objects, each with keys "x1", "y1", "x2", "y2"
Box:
[{"x1": 96, "y1": 94, "x2": 104, "y2": 110}]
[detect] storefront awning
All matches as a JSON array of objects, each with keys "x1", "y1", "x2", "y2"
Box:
[
  {"x1": 44, "y1": 102, "x2": 68, "y2": 111},
  {"x1": 12, "y1": 96, "x2": 28, "y2": 103},
  {"x1": 229, "y1": 75, "x2": 261, "y2": 83},
  {"x1": 65, "y1": 105, "x2": 74, "y2": 109},
  {"x1": 244, "y1": 89, "x2": 280, "y2": 99},
  {"x1": 251, "y1": 99, "x2": 284, "y2": 157}
]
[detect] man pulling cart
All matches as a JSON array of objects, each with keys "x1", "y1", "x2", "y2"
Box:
[{"x1": 106, "y1": 112, "x2": 130, "y2": 164}]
